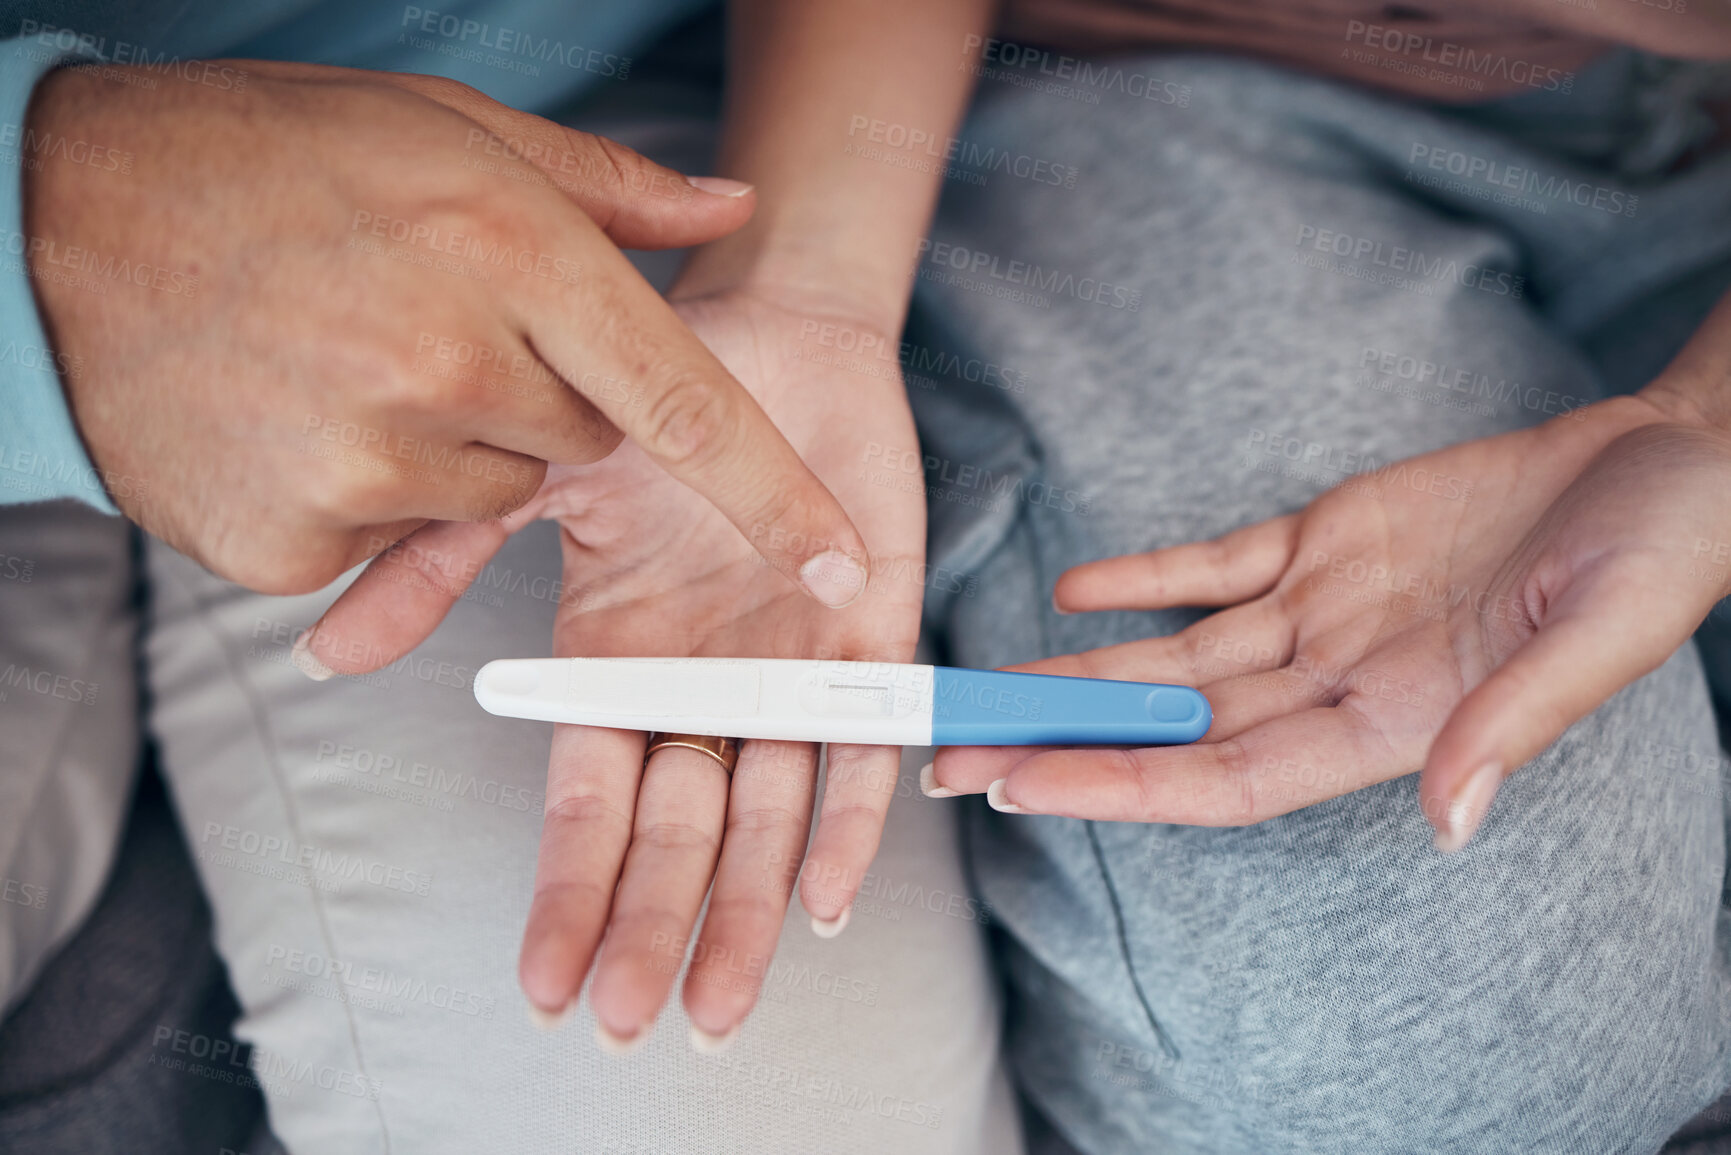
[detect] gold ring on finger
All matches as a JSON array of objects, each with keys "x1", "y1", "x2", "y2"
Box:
[{"x1": 643, "y1": 733, "x2": 740, "y2": 776}]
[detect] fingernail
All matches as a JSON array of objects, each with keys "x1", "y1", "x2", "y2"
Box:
[
  {"x1": 810, "y1": 907, "x2": 851, "y2": 939},
  {"x1": 919, "y1": 761, "x2": 958, "y2": 798},
  {"x1": 595, "y1": 1019, "x2": 651, "y2": 1055},
  {"x1": 1434, "y1": 761, "x2": 1503, "y2": 854},
  {"x1": 290, "y1": 630, "x2": 335, "y2": 682},
  {"x1": 987, "y1": 779, "x2": 1029, "y2": 814},
  {"x1": 686, "y1": 175, "x2": 754, "y2": 198},
  {"x1": 689, "y1": 1022, "x2": 741, "y2": 1053},
  {"x1": 1052, "y1": 592, "x2": 1071, "y2": 616},
  {"x1": 799, "y1": 550, "x2": 867, "y2": 609},
  {"x1": 526, "y1": 1001, "x2": 571, "y2": 1030}
]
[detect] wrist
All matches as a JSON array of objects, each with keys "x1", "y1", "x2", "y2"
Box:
[
  {"x1": 669, "y1": 232, "x2": 911, "y2": 339},
  {"x1": 1635, "y1": 289, "x2": 1731, "y2": 434}
]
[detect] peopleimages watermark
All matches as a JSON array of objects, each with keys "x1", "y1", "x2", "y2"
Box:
[
  {"x1": 1300, "y1": 548, "x2": 1538, "y2": 627},
  {"x1": 960, "y1": 35, "x2": 1192, "y2": 108},
  {"x1": 861, "y1": 440, "x2": 1093, "y2": 517},
  {"x1": 150, "y1": 1026, "x2": 382, "y2": 1101},
  {"x1": 1292, "y1": 223, "x2": 1525, "y2": 300},
  {"x1": 0, "y1": 339, "x2": 81, "y2": 381},
  {"x1": 0, "y1": 445, "x2": 149, "y2": 505},
  {"x1": 299, "y1": 413, "x2": 532, "y2": 489},
  {"x1": 264, "y1": 943, "x2": 497, "y2": 1019},
  {"x1": 845, "y1": 114, "x2": 1079, "y2": 189},
  {"x1": 1, "y1": 876, "x2": 47, "y2": 911},
  {"x1": 644, "y1": 930, "x2": 882, "y2": 1009},
  {"x1": 0, "y1": 120, "x2": 131, "y2": 175},
  {"x1": 792, "y1": 317, "x2": 1030, "y2": 395},
  {"x1": 14, "y1": 20, "x2": 250, "y2": 92},
  {"x1": 198, "y1": 821, "x2": 435, "y2": 897},
  {"x1": 460, "y1": 128, "x2": 695, "y2": 203},
  {"x1": 1693, "y1": 538, "x2": 1731, "y2": 588},
  {"x1": 1340, "y1": 20, "x2": 1575, "y2": 95},
  {"x1": 398, "y1": 7, "x2": 629, "y2": 79},
  {"x1": 251, "y1": 616, "x2": 474, "y2": 692},
  {"x1": 312, "y1": 739, "x2": 545, "y2": 816},
  {"x1": 351, "y1": 535, "x2": 603, "y2": 612},
  {"x1": 0, "y1": 224, "x2": 200, "y2": 298},
  {"x1": 1406, "y1": 143, "x2": 1637, "y2": 217},
  {"x1": 0, "y1": 550, "x2": 34, "y2": 583},
  {"x1": 1354, "y1": 344, "x2": 1590, "y2": 421},
  {"x1": 763, "y1": 850, "x2": 992, "y2": 927},
  {"x1": 348, "y1": 209, "x2": 582, "y2": 285},
  {"x1": 1241, "y1": 427, "x2": 1477, "y2": 503},
  {"x1": 916, "y1": 238, "x2": 1142, "y2": 312},
  {"x1": 1189, "y1": 628, "x2": 1426, "y2": 710},
  {"x1": 414, "y1": 330, "x2": 642, "y2": 409},
  {"x1": 1093, "y1": 1038, "x2": 1287, "y2": 1109},
  {"x1": 704, "y1": 1050, "x2": 945, "y2": 1131},
  {"x1": 0, "y1": 661, "x2": 98, "y2": 706}
]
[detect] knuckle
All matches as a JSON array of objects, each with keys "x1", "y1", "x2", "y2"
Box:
[
  {"x1": 417, "y1": 74, "x2": 488, "y2": 107},
  {"x1": 815, "y1": 799, "x2": 881, "y2": 831},
  {"x1": 723, "y1": 803, "x2": 807, "y2": 843},
  {"x1": 632, "y1": 820, "x2": 721, "y2": 858},
  {"x1": 640, "y1": 374, "x2": 732, "y2": 468},
  {"x1": 300, "y1": 457, "x2": 386, "y2": 521},
  {"x1": 1212, "y1": 739, "x2": 1262, "y2": 826},
  {"x1": 543, "y1": 792, "x2": 632, "y2": 835},
  {"x1": 464, "y1": 197, "x2": 536, "y2": 251},
  {"x1": 700, "y1": 892, "x2": 785, "y2": 939},
  {"x1": 588, "y1": 134, "x2": 652, "y2": 205},
  {"x1": 369, "y1": 343, "x2": 462, "y2": 416},
  {"x1": 528, "y1": 875, "x2": 611, "y2": 912}
]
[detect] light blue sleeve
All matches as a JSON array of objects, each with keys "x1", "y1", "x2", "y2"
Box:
[{"x1": 0, "y1": 36, "x2": 117, "y2": 514}]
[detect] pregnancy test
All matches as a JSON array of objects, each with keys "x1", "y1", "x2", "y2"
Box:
[{"x1": 473, "y1": 658, "x2": 1210, "y2": 746}]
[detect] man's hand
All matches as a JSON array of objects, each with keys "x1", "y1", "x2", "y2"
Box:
[
  {"x1": 297, "y1": 288, "x2": 926, "y2": 1045},
  {"x1": 930, "y1": 394, "x2": 1731, "y2": 851},
  {"x1": 24, "y1": 60, "x2": 870, "y2": 602}
]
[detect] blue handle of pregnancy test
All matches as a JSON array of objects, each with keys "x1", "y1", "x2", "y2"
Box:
[{"x1": 928, "y1": 667, "x2": 1211, "y2": 746}]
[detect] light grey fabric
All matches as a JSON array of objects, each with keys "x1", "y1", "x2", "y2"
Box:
[
  {"x1": 908, "y1": 49, "x2": 1731, "y2": 1154},
  {"x1": 141, "y1": 521, "x2": 1021, "y2": 1155},
  {"x1": 0, "y1": 500, "x2": 137, "y2": 1019}
]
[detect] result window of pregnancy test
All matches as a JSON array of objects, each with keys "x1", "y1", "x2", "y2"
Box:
[{"x1": 803, "y1": 679, "x2": 893, "y2": 716}]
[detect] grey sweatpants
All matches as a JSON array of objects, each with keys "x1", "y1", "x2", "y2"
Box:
[{"x1": 909, "y1": 50, "x2": 1731, "y2": 1154}]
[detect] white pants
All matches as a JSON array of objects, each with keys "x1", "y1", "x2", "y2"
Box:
[{"x1": 139, "y1": 520, "x2": 1020, "y2": 1154}]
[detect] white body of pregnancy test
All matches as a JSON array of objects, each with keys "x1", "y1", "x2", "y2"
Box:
[{"x1": 472, "y1": 657, "x2": 1211, "y2": 746}]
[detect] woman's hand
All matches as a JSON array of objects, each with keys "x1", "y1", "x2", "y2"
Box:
[
  {"x1": 297, "y1": 287, "x2": 926, "y2": 1046},
  {"x1": 929, "y1": 394, "x2": 1731, "y2": 851}
]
